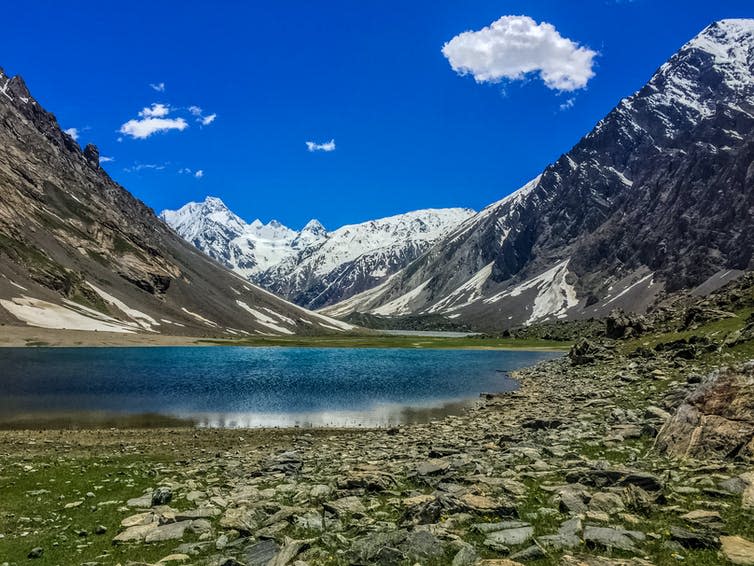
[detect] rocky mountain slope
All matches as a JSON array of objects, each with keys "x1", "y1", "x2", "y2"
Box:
[
  {"x1": 161, "y1": 198, "x2": 473, "y2": 309},
  {"x1": 0, "y1": 68, "x2": 355, "y2": 337},
  {"x1": 322, "y1": 19, "x2": 754, "y2": 330}
]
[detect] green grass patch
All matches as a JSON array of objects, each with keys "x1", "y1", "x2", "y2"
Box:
[
  {"x1": 200, "y1": 334, "x2": 571, "y2": 350},
  {"x1": 0, "y1": 454, "x2": 194, "y2": 565}
]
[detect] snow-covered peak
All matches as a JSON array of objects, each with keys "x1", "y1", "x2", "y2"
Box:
[{"x1": 160, "y1": 196, "x2": 246, "y2": 242}]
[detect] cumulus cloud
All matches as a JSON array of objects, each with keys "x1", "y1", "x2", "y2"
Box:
[
  {"x1": 442, "y1": 15, "x2": 597, "y2": 91},
  {"x1": 139, "y1": 103, "x2": 171, "y2": 118},
  {"x1": 64, "y1": 127, "x2": 79, "y2": 141},
  {"x1": 200, "y1": 113, "x2": 217, "y2": 126},
  {"x1": 99, "y1": 156, "x2": 114, "y2": 163},
  {"x1": 120, "y1": 116, "x2": 188, "y2": 139},
  {"x1": 194, "y1": 169, "x2": 204, "y2": 178},
  {"x1": 306, "y1": 139, "x2": 336, "y2": 152},
  {"x1": 119, "y1": 103, "x2": 188, "y2": 139},
  {"x1": 150, "y1": 82, "x2": 166, "y2": 92}
]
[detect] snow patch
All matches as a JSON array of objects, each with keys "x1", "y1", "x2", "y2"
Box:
[
  {"x1": 181, "y1": 307, "x2": 219, "y2": 327},
  {"x1": 0, "y1": 296, "x2": 137, "y2": 333},
  {"x1": 236, "y1": 300, "x2": 295, "y2": 335},
  {"x1": 372, "y1": 279, "x2": 432, "y2": 316},
  {"x1": 87, "y1": 283, "x2": 160, "y2": 331}
]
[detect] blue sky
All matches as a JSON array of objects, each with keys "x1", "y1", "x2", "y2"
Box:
[{"x1": 2, "y1": 1, "x2": 751, "y2": 228}]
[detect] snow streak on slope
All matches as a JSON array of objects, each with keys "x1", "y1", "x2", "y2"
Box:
[
  {"x1": 371, "y1": 279, "x2": 432, "y2": 316},
  {"x1": 428, "y1": 262, "x2": 494, "y2": 313},
  {"x1": 484, "y1": 260, "x2": 578, "y2": 324}
]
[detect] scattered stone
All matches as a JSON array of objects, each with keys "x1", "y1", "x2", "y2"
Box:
[
  {"x1": 27, "y1": 547, "x2": 43, "y2": 559},
  {"x1": 721, "y1": 535, "x2": 754, "y2": 565},
  {"x1": 669, "y1": 525, "x2": 720, "y2": 549},
  {"x1": 583, "y1": 526, "x2": 644, "y2": 552},
  {"x1": 323, "y1": 496, "x2": 366, "y2": 517},
  {"x1": 151, "y1": 487, "x2": 173, "y2": 506}
]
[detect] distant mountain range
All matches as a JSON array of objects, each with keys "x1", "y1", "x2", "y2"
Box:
[
  {"x1": 1, "y1": 19, "x2": 752, "y2": 337},
  {"x1": 160, "y1": 199, "x2": 473, "y2": 309},
  {"x1": 318, "y1": 19, "x2": 754, "y2": 329},
  {"x1": 0, "y1": 69, "x2": 354, "y2": 337}
]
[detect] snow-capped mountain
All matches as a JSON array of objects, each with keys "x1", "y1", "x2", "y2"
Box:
[
  {"x1": 160, "y1": 199, "x2": 474, "y2": 309},
  {"x1": 322, "y1": 19, "x2": 754, "y2": 329}
]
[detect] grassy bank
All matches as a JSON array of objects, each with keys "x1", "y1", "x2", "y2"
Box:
[{"x1": 200, "y1": 334, "x2": 571, "y2": 350}]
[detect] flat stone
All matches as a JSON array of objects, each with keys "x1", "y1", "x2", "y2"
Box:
[
  {"x1": 219, "y1": 507, "x2": 258, "y2": 533},
  {"x1": 452, "y1": 544, "x2": 479, "y2": 566},
  {"x1": 484, "y1": 526, "x2": 534, "y2": 547},
  {"x1": 417, "y1": 459, "x2": 451, "y2": 476},
  {"x1": 126, "y1": 494, "x2": 152, "y2": 508},
  {"x1": 245, "y1": 539, "x2": 281, "y2": 566},
  {"x1": 113, "y1": 523, "x2": 158, "y2": 543},
  {"x1": 583, "y1": 526, "x2": 644, "y2": 552},
  {"x1": 472, "y1": 520, "x2": 529, "y2": 534},
  {"x1": 157, "y1": 554, "x2": 190, "y2": 564},
  {"x1": 175, "y1": 507, "x2": 220, "y2": 521},
  {"x1": 459, "y1": 493, "x2": 515, "y2": 515},
  {"x1": 323, "y1": 496, "x2": 366, "y2": 517},
  {"x1": 670, "y1": 526, "x2": 720, "y2": 549},
  {"x1": 721, "y1": 535, "x2": 754, "y2": 565},
  {"x1": 121, "y1": 512, "x2": 157, "y2": 528},
  {"x1": 589, "y1": 491, "x2": 625, "y2": 514},
  {"x1": 144, "y1": 520, "x2": 192, "y2": 543}
]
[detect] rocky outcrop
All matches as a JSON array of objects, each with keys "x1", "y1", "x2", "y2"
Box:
[{"x1": 655, "y1": 363, "x2": 754, "y2": 460}]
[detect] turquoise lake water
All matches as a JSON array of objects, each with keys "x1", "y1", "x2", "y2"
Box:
[{"x1": 0, "y1": 347, "x2": 559, "y2": 428}]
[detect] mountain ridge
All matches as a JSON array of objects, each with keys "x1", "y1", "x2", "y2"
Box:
[
  {"x1": 321, "y1": 19, "x2": 754, "y2": 329},
  {"x1": 160, "y1": 197, "x2": 474, "y2": 309},
  {"x1": 0, "y1": 67, "x2": 355, "y2": 337}
]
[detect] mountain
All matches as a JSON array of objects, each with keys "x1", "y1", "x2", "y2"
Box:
[
  {"x1": 321, "y1": 19, "x2": 754, "y2": 329},
  {"x1": 0, "y1": 68, "x2": 355, "y2": 337},
  {"x1": 160, "y1": 198, "x2": 473, "y2": 309}
]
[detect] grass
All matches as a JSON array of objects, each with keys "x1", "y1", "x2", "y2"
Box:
[
  {"x1": 200, "y1": 334, "x2": 571, "y2": 350},
  {"x1": 0, "y1": 454, "x2": 196, "y2": 565}
]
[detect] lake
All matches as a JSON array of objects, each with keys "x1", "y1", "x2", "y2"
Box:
[{"x1": 0, "y1": 347, "x2": 559, "y2": 428}]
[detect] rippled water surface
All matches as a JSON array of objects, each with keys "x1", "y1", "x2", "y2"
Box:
[{"x1": 0, "y1": 347, "x2": 560, "y2": 428}]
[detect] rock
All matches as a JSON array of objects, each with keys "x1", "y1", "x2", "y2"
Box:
[
  {"x1": 220, "y1": 507, "x2": 258, "y2": 533},
  {"x1": 151, "y1": 487, "x2": 173, "y2": 506},
  {"x1": 323, "y1": 496, "x2": 366, "y2": 517},
  {"x1": 83, "y1": 143, "x2": 99, "y2": 166},
  {"x1": 126, "y1": 494, "x2": 152, "y2": 508},
  {"x1": 267, "y1": 451, "x2": 303, "y2": 474},
  {"x1": 339, "y1": 469, "x2": 396, "y2": 492},
  {"x1": 521, "y1": 418, "x2": 563, "y2": 430},
  {"x1": 144, "y1": 520, "x2": 192, "y2": 543},
  {"x1": 245, "y1": 539, "x2": 281, "y2": 566},
  {"x1": 157, "y1": 554, "x2": 191, "y2": 564},
  {"x1": 268, "y1": 538, "x2": 310, "y2": 566},
  {"x1": 655, "y1": 364, "x2": 754, "y2": 460},
  {"x1": 556, "y1": 486, "x2": 589, "y2": 514},
  {"x1": 569, "y1": 339, "x2": 608, "y2": 365},
  {"x1": 175, "y1": 507, "x2": 220, "y2": 521},
  {"x1": 27, "y1": 547, "x2": 43, "y2": 559},
  {"x1": 484, "y1": 526, "x2": 534, "y2": 547},
  {"x1": 458, "y1": 493, "x2": 516, "y2": 515},
  {"x1": 113, "y1": 523, "x2": 158, "y2": 543},
  {"x1": 583, "y1": 526, "x2": 645, "y2": 552},
  {"x1": 451, "y1": 544, "x2": 479, "y2": 566},
  {"x1": 510, "y1": 544, "x2": 547, "y2": 560},
  {"x1": 588, "y1": 492, "x2": 625, "y2": 515},
  {"x1": 416, "y1": 459, "x2": 451, "y2": 476},
  {"x1": 94, "y1": 524, "x2": 107, "y2": 535},
  {"x1": 121, "y1": 512, "x2": 157, "y2": 528},
  {"x1": 473, "y1": 520, "x2": 529, "y2": 534},
  {"x1": 679, "y1": 509, "x2": 724, "y2": 528},
  {"x1": 669, "y1": 525, "x2": 720, "y2": 549},
  {"x1": 741, "y1": 471, "x2": 754, "y2": 509},
  {"x1": 477, "y1": 560, "x2": 524, "y2": 566},
  {"x1": 606, "y1": 309, "x2": 648, "y2": 339},
  {"x1": 721, "y1": 535, "x2": 754, "y2": 565}
]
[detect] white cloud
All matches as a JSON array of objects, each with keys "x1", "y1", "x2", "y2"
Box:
[
  {"x1": 442, "y1": 15, "x2": 597, "y2": 91},
  {"x1": 559, "y1": 97, "x2": 576, "y2": 111},
  {"x1": 188, "y1": 106, "x2": 202, "y2": 116},
  {"x1": 178, "y1": 167, "x2": 192, "y2": 174},
  {"x1": 306, "y1": 139, "x2": 336, "y2": 152},
  {"x1": 123, "y1": 163, "x2": 167, "y2": 173},
  {"x1": 138, "y1": 103, "x2": 171, "y2": 118},
  {"x1": 99, "y1": 156, "x2": 114, "y2": 163},
  {"x1": 201, "y1": 113, "x2": 217, "y2": 126},
  {"x1": 194, "y1": 169, "x2": 204, "y2": 178},
  {"x1": 120, "y1": 117, "x2": 188, "y2": 139},
  {"x1": 64, "y1": 127, "x2": 79, "y2": 141},
  {"x1": 150, "y1": 82, "x2": 166, "y2": 92}
]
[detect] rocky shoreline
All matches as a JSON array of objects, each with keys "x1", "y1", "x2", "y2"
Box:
[{"x1": 1, "y1": 338, "x2": 753, "y2": 566}]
